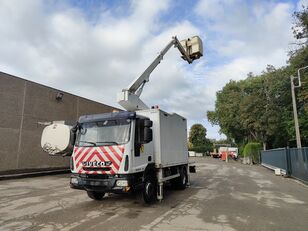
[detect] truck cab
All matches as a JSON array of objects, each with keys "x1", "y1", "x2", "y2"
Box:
[{"x1": 70, "y1": 111, "x2": 154, "y2": 197}]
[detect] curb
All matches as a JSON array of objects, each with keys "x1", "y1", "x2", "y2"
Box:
[{"x1": 0, "y1": 169, "x2": 70, "y2": 181}]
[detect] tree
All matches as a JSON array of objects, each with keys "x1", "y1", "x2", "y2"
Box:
[
  {"x1": 289, "y1": 6, "x2": 308, "y2": 146},
  {"x1": 207, "y1": 67, "x2": 293, "y2": 149},
  {"x1": 207, "y1": 80, "x2": 247, "y2": 144},
  {"x1": 291, "y1": 5, "x2": 308, "y2": 57},
  {"x1": 189, "y1": 124, "x2": 207, "y2": 147},
  {"x1": 207, "y1": 6, "x2": 308, "y2": 148}
]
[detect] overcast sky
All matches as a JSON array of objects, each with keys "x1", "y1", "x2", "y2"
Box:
[{"x1": 0, "y1": 0, "x2": 307, "y2": 139}]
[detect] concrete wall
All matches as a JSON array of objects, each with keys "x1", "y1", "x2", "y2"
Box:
[{"x1": 0, "y1": 72, "x2": 119, "y2": 173}]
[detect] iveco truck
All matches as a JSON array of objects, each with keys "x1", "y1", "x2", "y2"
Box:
[{"x1": 41, "y1": 36, "x2": 203, "y2": 203}]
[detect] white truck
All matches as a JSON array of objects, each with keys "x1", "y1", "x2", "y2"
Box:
[{"x1": 41, "y1": 36, "x2": 203, "y2": 203}]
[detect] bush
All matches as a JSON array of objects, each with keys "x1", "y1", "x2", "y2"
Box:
[
  {"x1": 243, "y1": 143, "x2": 262, "y2": 164},
  {"x1": 239, "y1": 144, "x2": 245, "y2": 157}
]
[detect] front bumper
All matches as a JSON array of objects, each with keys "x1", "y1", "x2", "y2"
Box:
[{"x1": 70, "y1": 174, "x2": 133, "y2": 193}]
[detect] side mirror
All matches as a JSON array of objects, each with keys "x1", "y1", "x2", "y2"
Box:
[
  {"x1": 144, "y1": 119, "x2": 153, "y2": 127},
  {"x1": 144, "y1": 127, "x2": 153, "y2": 143},
  {"x1": 70, "y1": 123, "x2": 79, "y2": 146}
]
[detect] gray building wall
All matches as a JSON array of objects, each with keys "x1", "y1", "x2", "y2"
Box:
[{"x1": 0, "y1": 72, "x2": 119, "y2": 173}]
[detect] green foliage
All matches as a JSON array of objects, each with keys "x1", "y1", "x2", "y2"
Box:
[
  {"x1": 189, "y1": 124, "x2": 207, "y2": 147},
  {"x1": 189, "y1": 143, "x2": 213, "y2": 154},
  {"x1": 188, "y1": 124, "x2": 213, "y2": 153},
  {"x1": 207, "y1": 80, "x2": 247, "y2": 144},
  {"x1": 243, "y1": 143, "x2": 262, "y2": 164},
  {"x1": 239, "y1": 144, "x2": 245, "y2": 158},
  {"x1": 290, "y1": 6, "x2": 308, "y2": 57},
  {"x1": 207, "y1": 7, "x2": 308, "y2": 148},
  {"x1": 207, "y1": 68, "x2": 292, "y2": 148}
]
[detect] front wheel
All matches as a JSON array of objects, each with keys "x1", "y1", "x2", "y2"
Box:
[
  {"x1": 143, "y1": 175, "x2": 157, "y2": 204},
  {"x1": 87, "y1": 191, "x2": 105, "y2": 200}
]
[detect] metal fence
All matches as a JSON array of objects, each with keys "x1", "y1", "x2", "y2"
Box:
[{"x1": 261, "y1": 147, "x2": 308, "y2": 184}]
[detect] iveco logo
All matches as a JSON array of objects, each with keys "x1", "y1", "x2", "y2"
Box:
[{"x1": 82, "y1": 161, "x2": 112, "y2": 167}]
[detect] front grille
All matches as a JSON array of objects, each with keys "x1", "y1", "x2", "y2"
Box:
[
  {"x1": 85, "y1": 174, "x2": 110, "y2": 179},
  {"x1": 83, "y1": 167, "x2": 111, "y2": 172}
]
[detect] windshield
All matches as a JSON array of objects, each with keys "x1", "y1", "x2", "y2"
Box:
[{"x1": 76, "y1": 119, "x2": 131, "y2": 147}]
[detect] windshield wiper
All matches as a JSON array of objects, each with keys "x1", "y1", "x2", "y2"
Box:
[
  {"x1": 96, "y1": 141, "x2": 119, "y2": 145},
  {"x1": 79, "y1": 141, "x2": 97, "y2": 146}
]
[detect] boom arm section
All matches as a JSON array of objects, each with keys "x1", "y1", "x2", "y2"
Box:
[{"x1": 117, "y1": 36, "x2": 203, "y2": 111}]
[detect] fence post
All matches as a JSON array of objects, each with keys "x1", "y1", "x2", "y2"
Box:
[{"x1": 286, "y1": 147, "x2": 292, "y2": 177}]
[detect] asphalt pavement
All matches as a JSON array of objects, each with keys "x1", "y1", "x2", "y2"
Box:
[{"x1": 0, "y1": 157, "x2": 307, "y2": 231}]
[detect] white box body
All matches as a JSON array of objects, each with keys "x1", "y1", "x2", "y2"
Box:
[{"x1": 137, "y1": 109, "x2": 188, "y2": 168}]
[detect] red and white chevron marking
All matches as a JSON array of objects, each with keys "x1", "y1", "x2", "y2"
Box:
[{"x1": 72, "y1": 145, "x2": 125, "y2": 175}]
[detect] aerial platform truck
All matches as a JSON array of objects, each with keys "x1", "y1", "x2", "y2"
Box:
[{"x1": 41, "y1": 36, "x2": 203, "y2": 203}]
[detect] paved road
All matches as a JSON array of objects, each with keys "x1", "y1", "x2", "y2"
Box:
[{"x1": 1, "y1": 158, "x2": 308, "y2": 231}]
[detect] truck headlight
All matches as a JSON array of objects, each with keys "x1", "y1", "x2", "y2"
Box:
[
  {"x1": 71, "y1": 177, "x2": 78, "y2": 184},
  {"x1": 116, "y1": 180, "x2": 128, "y2": 187}
]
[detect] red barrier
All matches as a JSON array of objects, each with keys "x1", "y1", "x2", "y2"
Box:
[{"x1": 221, "y1": 151, "x2": 227, "y2": 161}]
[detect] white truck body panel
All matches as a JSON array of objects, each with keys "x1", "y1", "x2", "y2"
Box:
[{"x1": 137, "y1": 109, "x2": 188, "y2": 168}]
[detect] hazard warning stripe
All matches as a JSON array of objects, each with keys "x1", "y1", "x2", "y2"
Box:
[
  {"x1": 95, "y1": 153, "x2": 106, "y2": 175},
  {"x1": 98, "y1": 148, "x2": 119, "y2": 173},
  {"x1": 76, "y1": 148, "x2": 95, "y2": 172},
  {"x1": 86, "y1": 154, "x2": 101, "y2": 175},
  {"x1": 75, "y1": 147, "x2": 90, "y2": 164},
  {"x1": 100, "y1": 147, "x2": 121, "y2": 167},
  {"x1": 98, "y1": 153, "x2": 115, "y2": 175},
  {"x1": 75, "y1": 148, "x2": 89, "y2": 170},
  {"x1": 116, "y1": 145, "x2": 125, "y2": 154},
  {"x1": 108, "y1": 146, "x2": 123, "y2": 162},
  {"x1": 72, "y1": 145, "x2": 124, "y2": 175},
  {"x1": 76, "y1": 147, "x2": 95, "y2": 171},
  {"x1": 74, "y1": 147, "x2": 86, "y2": 162},
  {"x1": 78, "y1": 150, "x2": 97, "y2": 173},
  {"x1": 78, "y1": 149, "x2": 117, "y2": 174}
]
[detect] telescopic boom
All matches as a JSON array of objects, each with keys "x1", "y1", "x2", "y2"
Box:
[{"x1": 117, "y1": 36, "x2": 203, "y2": 111}]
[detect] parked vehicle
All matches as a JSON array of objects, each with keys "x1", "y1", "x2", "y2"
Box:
[
  {"x1": 228, "y1": 147, "x2": 239, "y2": 159},
  {"x1": 41, "y1": 36, "x2": 203, "y2": 203},
  {"x1": 218, "y1": 147, "x2": 238, "y2": 160}
]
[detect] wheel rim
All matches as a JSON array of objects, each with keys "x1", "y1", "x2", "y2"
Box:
[
  {"x1": 182, "y1": 174, "x2": 186, "y2": 185},
  {"x1": 145, "y1": 182, "x2": 154, "y2": 197}
]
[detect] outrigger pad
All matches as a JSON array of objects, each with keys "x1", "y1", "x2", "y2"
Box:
[{"x1": 41, "y1": 123, "x2": 73, "y2": 156}]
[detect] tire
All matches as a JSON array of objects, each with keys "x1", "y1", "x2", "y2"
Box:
[
  {"x1": 143, "y1": 174, "x2": 157, "y2": 204},
  {"x1": 171, "y1": 166, "x2": 187, "y2": 190},
  {"x1": 87, "y1": 191, "x2": 105, "y2": 200},
  {"x1": 178, "y1": 166, "x2": 188, "y2": 190}
]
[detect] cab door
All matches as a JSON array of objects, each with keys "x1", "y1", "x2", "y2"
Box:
[{"x1": 132, "y1": 118, "x2": 153, "y2": 172}]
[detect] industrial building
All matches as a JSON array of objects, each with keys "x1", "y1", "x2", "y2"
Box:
[{"x1": 0, "y1": 72, "x2": 119, "y2": 174}]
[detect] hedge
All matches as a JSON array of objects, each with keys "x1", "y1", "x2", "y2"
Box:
[
  {"x1": 189, "y1": 145, "x2": 211, "y2": 154},
  {"x1": 243, "y1": 142, "x2": 262, "y2": 163}
]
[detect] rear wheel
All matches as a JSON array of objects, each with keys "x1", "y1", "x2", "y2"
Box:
[
  {"x1": 87, "y1": 191, "x2": 105, "y2": 200},
  {"x1": 171, "y1": 166, "x2": 187, "y2": 190},
  {"x1": 179, "y1": 167, "x2": 188, "y2": 189}
]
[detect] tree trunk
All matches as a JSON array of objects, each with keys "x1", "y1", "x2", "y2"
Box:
[{"x1": 263, "y1": 142, "x2": 266, "y2": 151}]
